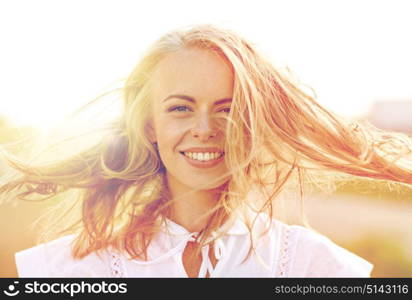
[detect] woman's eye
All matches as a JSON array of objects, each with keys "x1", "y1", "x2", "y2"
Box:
[
  {"x1": 169, "y1": 105, "x2": 191, "y2": 112},
  {"x1": 168, "y1": 106, "x2": 230, "y2": 114}
]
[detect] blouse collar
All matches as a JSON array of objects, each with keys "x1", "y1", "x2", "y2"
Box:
[
  {"x1": 127, "y1": 215, "x2": 250, "y2": 274},
  {"x1": 161, "y1": 216, "x2": 250, "y2": 238}
]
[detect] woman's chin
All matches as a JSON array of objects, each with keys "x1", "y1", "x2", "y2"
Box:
[{"x1": 187, "y1": 177, "x2": 229, "y2": 192}]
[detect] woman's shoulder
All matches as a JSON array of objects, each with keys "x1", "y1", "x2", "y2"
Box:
[
  {"x1": 273, "y1": 222, "x2": 373, "y2": 277},
  {"x1": 15, "y1": 234, "x2": 114, "y2": 277}
]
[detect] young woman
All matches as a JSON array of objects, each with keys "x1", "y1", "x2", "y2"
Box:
[{"x1": 2, "y1": 24, "x2": 412, "y2": 277}]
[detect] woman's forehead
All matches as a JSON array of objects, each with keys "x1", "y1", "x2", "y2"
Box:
[{"x1": 150, "y1": 48, "x2": 234, "y2": 102}]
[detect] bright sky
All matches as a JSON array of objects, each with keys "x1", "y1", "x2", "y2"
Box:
[{"x1": 1, "y1": 0, "x2": 411, "y2": 129}]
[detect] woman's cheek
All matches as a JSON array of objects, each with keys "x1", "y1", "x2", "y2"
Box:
[
  {"x1": 166, "y1": 119, "x2": 191, "y2": 137},
  {"x1": 157, "y1": 120, "x2": 188, "y2": 153}
]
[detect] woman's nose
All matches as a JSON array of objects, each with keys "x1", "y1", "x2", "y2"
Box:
[{"x1": 190, "y1": 114, "x2": 218, "y2": 141}]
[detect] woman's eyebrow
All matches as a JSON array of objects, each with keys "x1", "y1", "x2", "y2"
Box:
[{"x1": 162, "y1": 94, "x2": 232, "y2": 105}]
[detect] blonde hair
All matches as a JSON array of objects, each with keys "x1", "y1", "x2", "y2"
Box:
[{"x1": 1, "y1": 24, "x2": 412, "y2": 260}]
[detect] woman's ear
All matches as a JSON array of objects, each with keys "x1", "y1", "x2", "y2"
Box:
[{"x1": 145, "y1": 120, "x2": 157, "y2": 143}]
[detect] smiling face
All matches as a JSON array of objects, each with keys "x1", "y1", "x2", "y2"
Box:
[{"x1": 148, "y1": 47, "x2": 234, "y2": 194}]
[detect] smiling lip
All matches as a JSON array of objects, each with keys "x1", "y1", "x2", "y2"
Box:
[
  {"x1": 179, "y1": 147, "x2": 225, "y2": 169},
  {"x1": 180, "y1": 147, "x2": 223, "y2": 153}
]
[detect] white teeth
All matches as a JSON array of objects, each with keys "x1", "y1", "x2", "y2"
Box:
[{"x1": 182, "y1": 152, "x2": 224, "y2": 161}]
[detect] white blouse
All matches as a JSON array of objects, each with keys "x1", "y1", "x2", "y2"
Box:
[{"x1": 15, "y1": 216, "x2": 373, "y2": 277}]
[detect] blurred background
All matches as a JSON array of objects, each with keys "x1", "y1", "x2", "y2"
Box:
[{"x1": 1, "y1": 0, "x2": 411, "y2": 277}]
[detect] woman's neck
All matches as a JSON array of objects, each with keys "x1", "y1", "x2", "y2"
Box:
[{"x1": 166, "y1": 174, "x2": 224, "y2": 232}]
